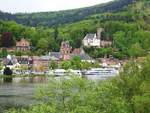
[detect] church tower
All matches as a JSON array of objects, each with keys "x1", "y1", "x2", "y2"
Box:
[
  {"x1": 97, "y1": 28, "x2": 103, "y2": 39},
  {"x1": 60, "y1": 41, "x2": 72, "y2": 60},
  {"x1": 97, "y1": 28, "x2": 103, "y2": 47}
]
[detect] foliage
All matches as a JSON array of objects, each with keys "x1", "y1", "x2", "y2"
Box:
[
  {"x1": 112, "y1": 51, "x2": 126, "y2": 60},
  {"x1": 20, "y1": 65, "x2": 28, "y2": 70},
  {"x1": 0, "y1": 62, "x2": 3, "y2": 70},
  {"x1": 7, "y1": 77, "x2": 130, "y2": 113},
  {"x1": 70, "y1": 56, "x2": 82, "y2": 69},
  {"x1": 60, "y1": 61, "x2": 72, "y2": 70},
  {"x1": 0, "y1": 48, "x2": 8, "y2": 58},
  {"x1": 0, "y1": 0, "x2": 150, "y2": 57},
  {"x1": 3, "y1": 0, "x2": 150, "y2": 112},
  {"x1": 60, "y1": 56, "x2": 99, "y2": 70},
  {"x1": 0, "y1": 0, "x2": 134, "y2": 27},
  {"x1": 128, "y1": 43, "x2": 144, "y2": 58},
  {"x1": 115, "y1": 56, "x2": 150, "y2": 113},
  {"x1": 84, "y1": 47, "x2": 113, "y2": 58},
  {"x1": 6, "y1": 55, "x2": 150, "y2": 113},
  {"x1": 49, "y1": 60, "x2": 58, "y2": 69},
  {"x1": 0, "y1": 32, "x2": 15, "y2": 47},
  {"x1": 37, "y1": 38, "x2": 49, "y2": 52}
]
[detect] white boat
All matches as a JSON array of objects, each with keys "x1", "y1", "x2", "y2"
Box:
[
  {"x1": 68, "y1": 69, "x2": 82, "y2": 76},
  {"x1": 54, "y1": 69, "x2": 66, "y2": 76},
  {"x1": 46, "y1": 70, "x2": 54, "y2": 75},
  {"x1": 31, "y1": 71, "x2": 45, "y2": 75},
  {"x1": 85, "y1": 68, "x2": 119, "y2": 77}
]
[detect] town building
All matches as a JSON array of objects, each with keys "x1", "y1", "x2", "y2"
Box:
[
  {"x1": 100, "y1": 40, "x2": 112, "y2": 48},
  {"x1": 16, "y1": 38, "x2": 30, "y2": 51},
  {"x1": 60, "y1": 41, "x2": 72, "y2": 60},
  {"x1": 82, "y1": 33, "x2": 100, "y2": 47},
  {"x1": 39, "y1": 56, "x2": 51, "y2": 71},
  {"x1": 32, "y1": 56, "x2": 50, "y2": 72},
  {"x1": 0, "y1": 47, "x2": 15, "y2": 53},
  {"x1": 48, "y1": 42, "x2": 95, "y2": 63},
  {"x1": 99, "y1": 58, "x2": 122, "y2": 68},
  {"x1": 82, "y1": 28, "x2": 112, "y2": 48},
  {"x1": 48, "y1": 52, "x2": 61, "y2": 63},
  {"x1": 16, "y1": 56, "x2": 29, "y2": 65},
  {"x1": 72, "y1": 48, "x2": 82, "y2": 55},
  {"x1": 71, "y1": 48, "x2": 95, "y2": 63},
  {"x1": 2, "y1": 55, "x2": 20, "y2": 69}
]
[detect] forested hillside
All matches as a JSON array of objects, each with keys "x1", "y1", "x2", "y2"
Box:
[
  {"x1": 1, "y1": 1, "x2": 150, "y2": 113},
  {"x1": 0, "y1": 0, "x2": 134, "y2": 27},
  {"x1": 1, "y1": 0, "x2": 150, "y2": 59}
]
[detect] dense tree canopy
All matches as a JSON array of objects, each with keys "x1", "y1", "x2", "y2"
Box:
[
  {"x1": 1, "y1": 0, "x2": 150, "y2": 112},
  {"x1": 0, "y1": 0, "x2": 134, "y2": 27},
  {"x1": 0, "y1": 32, "x2": 15, "y2": 47},
  {"x1": 0, "y1": 0, "x2": 150, "y2": 58}
]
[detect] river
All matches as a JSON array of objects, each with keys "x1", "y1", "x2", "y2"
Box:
[
  {"x1": 0, "y1": 76, "x2": 48, "y2": 113},
  {"x1": 0, "y1": 75, "x2": 114, "y2": 113}
]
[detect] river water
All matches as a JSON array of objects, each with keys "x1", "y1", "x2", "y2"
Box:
[
  {"x1": 0, "y1": 76, "x2": 48, "y2": 113},
  {"x1": 0, "y1": 75, "x2": 113, "y2": 113}
]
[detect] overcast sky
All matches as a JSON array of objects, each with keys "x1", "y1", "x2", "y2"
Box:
[{"x1": 0, "y1": 0, "x2": 112, "y2": 13}]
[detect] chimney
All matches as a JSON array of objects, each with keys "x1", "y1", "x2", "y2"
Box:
[{"x1": 97, "y1": 28, "x2": 103, "y2": 39}]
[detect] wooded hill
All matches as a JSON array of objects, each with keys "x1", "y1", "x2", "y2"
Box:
[
  {"x1": 1, "y1": 0, "x2": 150, "y2": 59},
  {"x1": 0, "y1": 0, "x2": 134, "y2": 27}
]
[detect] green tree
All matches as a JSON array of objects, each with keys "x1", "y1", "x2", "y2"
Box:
[
  {"x1": 71, "y1": 56, "x2": 81, "y2": 69},
  {"x1": 0, "y1": 62, "x2": 3, "y2": 70},
  {"x1": 113, "y1": 31, "x2": 127, "y2": 51},
  {"x1": 54, "y1": 27, "x2": 58, "y2": 40},
  {"x1": 7, "y1": 77, "x2": 130, "y2": 113},
  {"x1": 132, "y1": 81, "x2": 150, "y2": 113},
  {"x1": 37, "y1": 38, "x2": 49, "y2": 52},
  {"x1": 14, "y1": 50, "x2": 22, "y2": 56},
  {"x1": 60, "y1": 61, "x2": 72, "y2": 70},
  {"x1": 81, "y1": 61, "x2": 91, "y2": 70},
  {"x1": 1, "y1": 48, "x2": 8, "y2": 57},
  {"x1": 128, "y1": 43, "x2": 144, "y2": 58},
  {"x1": 115, "y1": 56, "x2": 150, "y2": 113},
  {"x1": 0, "y1": 32, "x2": 15, "y2": 47},
  {"x1": 49, "y1": 60, "x2": 58, "y2": 69}
]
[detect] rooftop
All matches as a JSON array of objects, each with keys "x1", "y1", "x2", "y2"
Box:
[{"x1": 84, "y1": 33, "x2": 96, "y2": 40}]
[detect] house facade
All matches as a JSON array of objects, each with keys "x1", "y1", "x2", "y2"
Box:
[
  {"x1": 32, "y1": 56, "x2": 50, "y2": 72},
  {"x1": 82, "y1": 34, "x2": 100, "y2": 47},
  {"x1": 60, "y1": 41, "x2": 72, "y2": 60},
  {"x1": 16, "y1": 38, "x2": 30, "y2": 51},
  {"x1": 48, "y1": 41, "x2": 94, "y2": 63},
  {"x1": 16, "y1": 56, "x2": 29, "y2": 65},
  {"x1": 82, "y1": 28, "x2": 112, "y2": 48},
  {"x1": 100, "y1": 40, "x2": 112, "y2": 47},
  {"x1": 2, "y1": 55, "x2": 20, "y2": 69}
]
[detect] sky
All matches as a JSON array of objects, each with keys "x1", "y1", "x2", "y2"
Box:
[{"x1": 0, "y1": 0, "x2": 112, "y2": 13}]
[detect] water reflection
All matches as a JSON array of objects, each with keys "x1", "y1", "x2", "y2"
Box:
[
  {"x1": 0, "y1": 75, "x2": 113, "y2": 113},
  {"x1": 0, "y1": 76, "x2": 47, "y2": 113},
  {"x1": 3, "y1": 77, "x2": 13, "y2": 83},
  {"x1": 0, "y1": 76, "x2": 48, "y2": 84}
]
